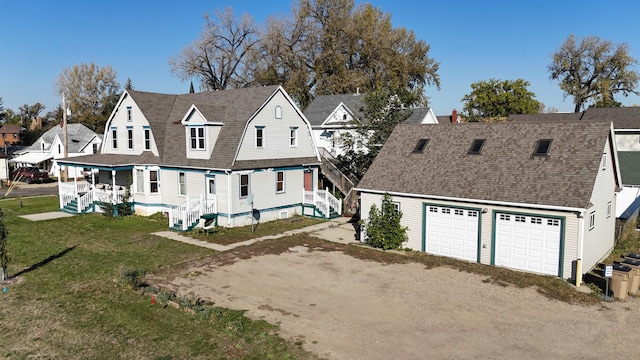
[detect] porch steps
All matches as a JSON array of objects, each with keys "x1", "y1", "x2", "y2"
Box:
[
  {"x1": 170, "y1": 213, "x2": 218, "y2": 232},
  {"x1": 61, "y1": 199, "x2": 78, "y2": 214}
]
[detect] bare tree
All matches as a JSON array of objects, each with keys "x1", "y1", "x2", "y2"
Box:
[
  {"x1": 549, "y1": 34, "x2": 639, "y2": 112},
  {"x1": 170, "y1": 8, "x2": 260, "y2": 91}
]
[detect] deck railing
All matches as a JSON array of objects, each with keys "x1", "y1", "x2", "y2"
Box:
[{"x1": 302, "y1": 188, "x2": 341, "y2": 218}]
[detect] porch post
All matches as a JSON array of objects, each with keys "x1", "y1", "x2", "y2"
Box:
[
  {"x1": 111, "y1": 169, "x2": 116, "y2": 203},
  {"x1": 200, "y1": 193, "x2": 204, "y2": 214},
  {"x1": 73, "y1": 171, "x2": 78, "y2": 196},
  {"x1": 58, "y1": 175, "x2": 63, "y2": 208}
]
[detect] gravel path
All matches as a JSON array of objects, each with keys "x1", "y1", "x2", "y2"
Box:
[{"x1": 155, "y1": 246, "x2": 640, "y2": 360}]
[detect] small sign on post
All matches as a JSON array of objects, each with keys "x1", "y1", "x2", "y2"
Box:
[{"x1": 602, "y1": 265, "x2": 613, "y2": 301}]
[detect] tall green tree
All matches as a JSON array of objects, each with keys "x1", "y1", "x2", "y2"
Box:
[
  {"x1": 461, "y1": 78, "x2": 541, "y2": 122},
  {"x1": 249, "y1": 0, "x2": 439, "y2": 108},
  {"x1": 18, "y1": 103, "x2": 46, "y2": 126},
  {"x1": 548, "y1": 34, "x2": 639, "y2": 112},
  {"x1": 361, "y1": 193, "x2": 408, "y2": 250},
  {"x1": 170, "y1": 7, "x2": 259, "y2": 91},
  {"x1": 54, "y1": 62, "x2": 121, "y2": 133},
  {"x1": 0, "y1": 98, "x2": 5, "y2": 123}
]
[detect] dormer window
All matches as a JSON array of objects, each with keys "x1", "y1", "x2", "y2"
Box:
[
  {"x1": 255, "y1": 126, "x2": 265, "y2": 148},
  {"x1": 468, "y1": 139, "x2": 486, "y2": 155},
  {"x1": 412, "y1": 139, "x2": 429, "y2": 153},
  {"x1": 533, "y1": 139, "x2": 552, "y2": 156},
  {"x1": 275, "y1": 106, "x2": 282, "y2": 119},
  {"x1": 189, "y1": 126, "x2": 205, "y2": 150},
  {"x1": 343, "y1": 114, "x2": 347, "y2": 121}
]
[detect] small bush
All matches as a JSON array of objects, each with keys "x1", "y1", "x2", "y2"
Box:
[{"x1": 360, "y1": 193, "x2": 408, "y2": 250}]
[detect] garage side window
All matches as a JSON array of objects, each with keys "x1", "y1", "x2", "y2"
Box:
[{"x1": 589, "y1": 211, "x2": 595, "y2": 230}]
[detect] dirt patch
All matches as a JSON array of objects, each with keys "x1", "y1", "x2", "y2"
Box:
[{"x1": 149, "y1": 239, "x2": 640, "y2": 360}]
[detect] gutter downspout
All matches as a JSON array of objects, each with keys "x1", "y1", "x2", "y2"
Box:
[
  {"x1": 576, "y1": 210, "x2": 586, "y2": 287},
  {"x1": 226, "y1": 170, "x2": 232, "y2": 226}
]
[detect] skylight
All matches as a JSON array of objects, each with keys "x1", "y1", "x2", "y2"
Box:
[
  {"x1": 413, "y1": 138, "x2": 429, "y2": 153},
  {"x1": 533, "y1": 139, "x2": 552, "y2": 156},
  {"x1": 467, "y1": 139, "x2": 486, "y2": 154}
]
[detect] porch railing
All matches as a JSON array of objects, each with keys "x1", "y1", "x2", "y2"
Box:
[
  {"x1": 77, "y1": 191, "x2": 94, "y2": 213},
  {"x1": 302, "y1": 188, "x2": 341, "y2": 218},
  {"x1": 169, "y1": 195, "x2": 216, "y2": 231}
]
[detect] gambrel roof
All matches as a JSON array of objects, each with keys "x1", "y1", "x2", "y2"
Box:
[
  {"x1": 64, "y1": 86, "x2": 319, "y2": 170},
  {"x1": 357, "y1": 121, "x2": 619, "y2": 209}
]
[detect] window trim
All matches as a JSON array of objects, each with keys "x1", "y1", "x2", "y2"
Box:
[
  {"x1": 601, "y1": 154, "x2": 606, "y2": 170},
  {"x1": 127, "y1": 106, "x2": 132, "y2": 122},
  {"x1": 589, "y1": 211, "x2": 595, "y2": 230},
  {"x1": 135, "y1": 168, "x2": 144, "y2": 194},
  {"x1": 276, "y1": 171, "x2": 285, "y2": 193},
  {"x1": 189, "y1": 126, "x2": 206, "y2": 150},
  {"x1": 607, "y1": 201, "x2": 612, "y2": 218},
  {"x1": 275, "y1": 106, "x2": 282, "y2": 119},
  {"x1": 239, "y1": 174, "x2": 250, "y2": 199}
]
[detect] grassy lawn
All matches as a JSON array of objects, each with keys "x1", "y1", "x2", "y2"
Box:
[{"x1": 0, "y1": 196, "x2": 319, "y2": 359}]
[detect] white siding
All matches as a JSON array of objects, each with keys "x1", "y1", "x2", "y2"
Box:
[
  {"x1": 582, "y1": 138, "x2": 617, "y2": 272},
  {"x1": 359, "y1": 192, "x2": 581, "y2": 279},
  {"x1": 103, "y1": 93, "x2": 158, "y2": 156},
  {"x1": 236, "y1": 90, "x2": 317, "y2": 161}
]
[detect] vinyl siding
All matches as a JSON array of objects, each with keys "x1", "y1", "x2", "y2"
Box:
[
  {"x1": 103, "y1": 95, "x2": 158, "y2": 156},
  {"x1": 360, "y1": 191, "x2": 581, "y2": 279},
  {"x1": 236, "y1": 90, "x2": 317, "y2": 161},
  {"x1": 582, "y1": 138, "x2": 617, "y2": 272}
]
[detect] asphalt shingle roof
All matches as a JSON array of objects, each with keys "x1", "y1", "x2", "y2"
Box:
[
  {"x1": 27, "y1": 123, "x2": 98, "y2": 153},
  {"x1": 357, "y1": 121, "x2": 614, "y2": 209},
  {"x1": 303, "y1": 93, "x2": 366, "y2": 126},
  {"x1": 510, "y1": 107, "x2": 640, "y2": 129}
]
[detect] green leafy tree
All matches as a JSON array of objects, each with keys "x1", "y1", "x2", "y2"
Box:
[
  {"x1": 124, "y1": 78, "x2": 134, "y2": 91},
  {"x1": 461, "y1": 78, "x2": 541, "y2": 122},
  {"x1": 361, "y1": 193, "x2": 407, "y2": 250},
  {"x1": 0, "y1": 208, "x2": 9, "y2": 281},
  {"x1": 250, "y1": 0, "x2": 439, "y2": 108},
  {"x1": 54, "y1": 62, "x2": 121, "y2": 133},
  {"x1": 549, "y1": 34, "x2": 639, "y2": 112},
  {"x1": 18, "y1": 103, "x2": 46, "y2": 126},
  {"x1": 2, "y1": 109, "x2": 21, "y2": 125},
  {"x1": 0, "y1": 97, "x2": 5, "y2": 123}
]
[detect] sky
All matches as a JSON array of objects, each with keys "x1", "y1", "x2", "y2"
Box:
[{"x1": 1, "y1": 0, "x2": 640, "y2": 118}]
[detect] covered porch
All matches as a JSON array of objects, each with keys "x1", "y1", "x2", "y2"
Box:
[{"x1": 58, "y1": 167, "x2": 131, "y2": 214}]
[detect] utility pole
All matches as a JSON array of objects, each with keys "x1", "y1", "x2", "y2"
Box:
[{"x1": 62, "y1": 94, "x2": 69, "y2": 182}]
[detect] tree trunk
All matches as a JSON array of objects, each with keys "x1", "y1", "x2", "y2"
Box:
[{"x1": 0, "y1": 266, "x2": 7, "y2": 282}]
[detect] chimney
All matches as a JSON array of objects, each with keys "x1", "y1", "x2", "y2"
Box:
[{"x1": 451, "y1": 109, "x2": 458, "y2": 124}]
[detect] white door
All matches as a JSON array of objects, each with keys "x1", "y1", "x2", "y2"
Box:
[
  {"x1": 425, "y1": 206, "x2": 479, "y2": 262},
  {"x1": 494, "y1": 213, "x2": 562, "y2": 276},
  {"x1": 206, "y1": 176, "x2": 216, "y2": 198}
]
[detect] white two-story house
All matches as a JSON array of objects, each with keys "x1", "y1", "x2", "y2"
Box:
[{"x1": 57, "y1": 85, "x2": 341, "y2": 230}]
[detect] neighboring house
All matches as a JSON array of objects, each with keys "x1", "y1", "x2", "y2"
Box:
[
  {"x1": 10, "y1": 123, "x2": 101, "y2": 178},
  {"x1": 511, "y1": 107, "x2": 640, "y2": 219},
  {"x1": 303, "y1": 92, "x2": 439, "y2": 157},
  {"x1": 0, "y1": 124, "x2": 21, "y2": 148},
  {"x1": 56, "y1": 85, "x2": 340, "y2": 230},
  {"x1": 356, "y1": 121, "x2": 620, "y2": 285}
]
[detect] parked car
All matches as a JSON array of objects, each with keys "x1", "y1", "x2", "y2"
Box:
[{"x1": 15, "y1": 167, "x2": 50, "y2": 184}]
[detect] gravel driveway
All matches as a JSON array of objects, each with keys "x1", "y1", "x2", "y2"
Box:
[{"x1": 153, "y1": 242, "x2": 640, "y2": 360}]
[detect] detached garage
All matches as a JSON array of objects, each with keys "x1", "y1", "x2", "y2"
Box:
[{"x1": 357, "y1": 121, "x2": 621, "y2": 285}]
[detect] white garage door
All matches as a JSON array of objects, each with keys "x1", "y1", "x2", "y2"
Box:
[
  {"x1": 425, "y1": 206, "x2": 479, "y2": 262},
  {"x1": 494, "y1": 213, "x2": 562, "y2": 276}
]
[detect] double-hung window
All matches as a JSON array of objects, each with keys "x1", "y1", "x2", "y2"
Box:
[
  {"x1": 144, "y1": 128, "x2": 151, "y2": 150},
  {"x1": 149, "y1": 170, "x2": 159, "y2": 193},
  {"x1": 255, "y1": 126, "x2": 264, "y2": 148},
  {"x1": 178, "y1": 172, "x2": 186, "y2": 196},
  {"x1": 127, "y1": 106, "x2": 132, "y2": 121},
  {"x1": 290, "y1": 127, "x2": 298, "y2": 147},
  {"x1": 112, "y1": 128, "x2": 118, "y2": 149},
  {"x1": 190, "y1": 127, "x2": 205, "y2": 150},
  {"x1": 276, "y1": 171, "x2": 285, "y2": 193},
  {"x1": 135, "y1": 169, "x2": 144, "y2": 194},
  {"x1": 127, "y1": 127, "x2": 133, "y2": 150},
  {"x1": 589, "y1": 211, "x2": 595, "y2": 230},
  {"x1": 240, "y1": 174, "x2": 250, "y2": 198}
]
